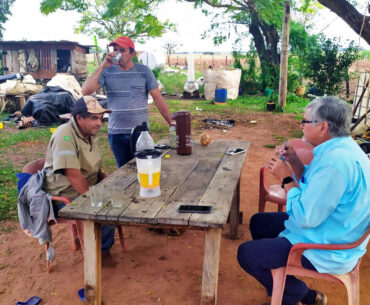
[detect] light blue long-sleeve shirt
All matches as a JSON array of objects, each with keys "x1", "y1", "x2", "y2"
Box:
[{"x1": 279, "y1": 136, "x2": 370, "y2": 274}]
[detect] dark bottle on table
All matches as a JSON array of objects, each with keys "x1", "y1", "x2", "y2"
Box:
[{"x1": 171, "y1": 111, "x2": 192, "y2": 155}]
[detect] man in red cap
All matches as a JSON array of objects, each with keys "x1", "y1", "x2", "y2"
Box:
[{"x1": 82, "y1": 36, "x2": 172, "y2": 167}]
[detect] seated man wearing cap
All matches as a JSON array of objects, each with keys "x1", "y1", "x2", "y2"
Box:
[
  {"x1": 43, "y1": 96, "x2": 116, "y2": 265},
  {"x1": 82, "y1": 36, "x2": 172, "y2": 167}
]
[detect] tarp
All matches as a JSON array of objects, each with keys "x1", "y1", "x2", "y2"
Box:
[
  {"x1": 47, "y1": 74, "x2": 82, "y2": 100},
  {"x1": 21, "y1": 86, "x2": 75, "y2": 126}
]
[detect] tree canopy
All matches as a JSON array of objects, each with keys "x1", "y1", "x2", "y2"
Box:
[
  {"x1": 317, "y1": 0, "x2": 370, "y2": 45},
  {"x1": 40, "y1": 0, "x2": 176, "y2": 42},
  {"x1": 0, "y1": 0, "x2": 16, "y2": 40}
]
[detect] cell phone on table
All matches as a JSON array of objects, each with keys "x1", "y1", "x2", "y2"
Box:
[
  {"x1": 226, "y1": 148, "x2": 246, "y2": 155},
  {"x1": 178, "y1": 205, "x2": 212, "y2": 214}
]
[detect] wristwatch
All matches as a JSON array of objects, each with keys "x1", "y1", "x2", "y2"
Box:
[{"x1": 281, "y1": 176, "x2": 294, "y2": 188}]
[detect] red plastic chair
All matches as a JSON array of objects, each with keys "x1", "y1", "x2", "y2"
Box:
[
  {"x1": 258, "y1": 138, "x2": 314, "y2": 213},
  {"x1": 22, "y1": 158, "x2": 126, "y2": 272},
  {"x1": 271, "y1": 228, "x2": 370, "y2": 305}
]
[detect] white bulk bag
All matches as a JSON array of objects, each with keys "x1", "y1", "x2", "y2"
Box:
[{"x1": 203, "y1": 69, "x2": 242, "y2": 100}]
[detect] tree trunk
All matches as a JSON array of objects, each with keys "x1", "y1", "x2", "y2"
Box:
[
  {"x1": 249, "y1": 13, "x2": 280, "y2": 90},
  {"x1": 317, "y1": 0, "x2": 370, "y2": 45}
]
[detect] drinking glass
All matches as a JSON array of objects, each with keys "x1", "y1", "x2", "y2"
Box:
[
  {"x1": 90, "y1": 185, "x2": 103, "y2": 207},
  {"x1": 111, "y1": 186, "x2": 124, "y2": 208}
]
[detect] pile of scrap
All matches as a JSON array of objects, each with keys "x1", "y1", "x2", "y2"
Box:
[
  {"x1": 0, "y1": 74, "x2": 43, "y2": 113},
  {"x1": 1, "y1": 74, "x2": 84, "y2": 128}
]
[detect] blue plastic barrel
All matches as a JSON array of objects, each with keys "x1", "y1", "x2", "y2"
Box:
[{"x1": 215, "y1": 88, "x2": 227, "y2": 103}]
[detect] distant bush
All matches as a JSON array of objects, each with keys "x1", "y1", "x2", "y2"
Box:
[
  {"x1": 303, "y1": 36, "x2": 359, "y2": 95},
  {"x1": 233, "y1": 50, "x2": 262, "y2": 95}
]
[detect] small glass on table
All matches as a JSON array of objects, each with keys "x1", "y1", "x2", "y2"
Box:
[
  {"x1": 89, "y1": 185, "x2": 103, "y2": 207},
  {"x1": 111, "y1": 185, "x2": 125, "y2": 208}
]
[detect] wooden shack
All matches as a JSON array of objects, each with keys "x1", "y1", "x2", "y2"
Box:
[{"x1": 0, "y1": 40, "x2": 91, "y2": 81}]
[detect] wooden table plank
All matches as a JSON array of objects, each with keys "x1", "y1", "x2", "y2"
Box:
[
  {"x1": 156, "y1": 141, "x2": 233, "y2": 226},
  {"x1": 189, "y1": 141, "x2": 249, "y2": 228}
]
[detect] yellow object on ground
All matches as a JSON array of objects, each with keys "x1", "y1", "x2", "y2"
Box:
[{"x1": 295, "y1": 86, "x2": 305, "y2": 97}]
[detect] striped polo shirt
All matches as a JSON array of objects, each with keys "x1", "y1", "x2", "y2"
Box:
[{"x1": 98, "y1": 63, "x2": 158, "y2": 134}]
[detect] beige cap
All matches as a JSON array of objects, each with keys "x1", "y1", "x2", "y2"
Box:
[{"x1": 72, "y1": 95, "x2": 112, "y2": 115}]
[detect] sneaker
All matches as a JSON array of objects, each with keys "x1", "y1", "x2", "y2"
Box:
[{"x1": 313, "y1": 293, "x2": 327, "y2": 305}]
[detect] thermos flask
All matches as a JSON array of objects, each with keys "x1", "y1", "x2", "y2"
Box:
[{"x1": 171, "y1": 111, "x2": 192, "y2": 155}]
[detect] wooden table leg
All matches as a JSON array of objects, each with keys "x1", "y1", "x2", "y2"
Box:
[
  {"x1": 229, "y1": 181, "x2": 240, "y2": 239},
  {"x1": 84, "y1": 221, "x2": 102, "y2": 305},
  {"x1": 201, "y1": 228, "x2": 222, "y2": 305}
]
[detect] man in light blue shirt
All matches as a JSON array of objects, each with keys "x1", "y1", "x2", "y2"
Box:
[{"x1": 237, "y1": 96, "x2": 369, "y2": 305}]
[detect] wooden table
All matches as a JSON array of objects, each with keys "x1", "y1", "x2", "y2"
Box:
[{"x1": 59, "y1": 140, "x2": 249, "y2": 305}]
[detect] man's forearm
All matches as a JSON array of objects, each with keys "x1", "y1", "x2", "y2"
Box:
[
  {"x1": 289, "y1": 161, "x2": 305, "y2": 180},
  {"x1": 81, "y1": 65, "x2": 104, "y2": 95},
  {"x1": 65, "y1": 168, "x2": 90, "y2": 194}
]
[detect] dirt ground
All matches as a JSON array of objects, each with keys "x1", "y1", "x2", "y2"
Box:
[{"x1": 0, "y1": 111, "x2": 369, "y2": 305}]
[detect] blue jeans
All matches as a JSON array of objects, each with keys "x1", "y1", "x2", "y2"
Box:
[
  {"x1": 55, "y1": 203, "x2": 115, "y2": 254},
  {"x1": 237, "y1": 213, "x2": 317, "y2": 305},
  {"x1": 108, "y1": 133, "x2": 139, "y2": 168}
]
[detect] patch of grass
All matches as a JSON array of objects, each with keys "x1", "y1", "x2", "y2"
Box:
[
  {"x1": 0, "y1": 111, "x2": 11, "y2": 121},
  {"x1": 284, "y1": 94, "x2": 310, "y2": 114},
  {"x1": 360, "y1": 50, "x2": 370, "y2": 60},
  {"x1": 0, "y1": 128, "x2": 51, "y2": 149},
  {"x1": 149, "y1": 119, "x2": 169, "y2": 140},
  {"x1": 0, "y1": 166, "x2": 19, "y2": 221},
  {"x1": 159, "y1": 73, "x2": 188, "y2": 95},
  {"x1": 158, "y1": 71, "x2": 203, "y2": 95},
  {"x1": 164, "y1": 94, "x2": 309, "y2": 118}
]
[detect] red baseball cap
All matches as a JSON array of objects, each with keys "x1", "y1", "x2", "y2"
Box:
[{"x1": 109, "y1": 36, "x2": 135, "y2": 50}]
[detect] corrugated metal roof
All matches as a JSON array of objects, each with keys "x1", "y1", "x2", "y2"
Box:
[{"x1": 0, "y1": 40, "x2": 94, "y2": 51}]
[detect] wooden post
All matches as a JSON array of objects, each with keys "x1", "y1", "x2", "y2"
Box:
[
  {"x1": 229, "y1": 181, "x2": 240, "y2": 239},
  {"x1": 0, "y1": 94, "x2": 8, "y2": 113},
  {"x1": 84, "y1": 221, "x2": 102, "y2": 305},
  {"x1": 278, "y1": 1, "x2": 290, "y2": 108},
  {"x1": 201, "y1": 228, "x2": 222, "y2": 305},
  {"x1": 15, "y1": 94, "x2": 26, "y2": 110}
]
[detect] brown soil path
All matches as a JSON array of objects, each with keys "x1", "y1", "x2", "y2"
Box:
[{"x1": 0, "y1": 112, "x2": 369, "y2": 305}]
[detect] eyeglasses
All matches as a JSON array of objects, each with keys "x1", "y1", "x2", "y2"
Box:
[{"x1": 301, "y1": 119, "x2": 320, "y2": 125}]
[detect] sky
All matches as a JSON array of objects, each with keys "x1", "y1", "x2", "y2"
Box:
[{"x1": 2, "y1": 0, "x2": 369, "y2": 54}]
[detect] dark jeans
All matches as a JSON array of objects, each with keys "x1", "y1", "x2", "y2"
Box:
[
  {"x1": 108, "y1": 133, "x2": 139, "y2": 168},
  {"x1": 237, "y1": 212, "x2": 317, "y2": 305},
  {"x1": 55, "y1": 203, "x2": 115, "y2": 254}
]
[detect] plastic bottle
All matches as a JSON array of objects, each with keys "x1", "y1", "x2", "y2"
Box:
[
  {"x1": 169, "y1": 121, "x2": 177, "y2": 149},
  {"x1": 136, "y1": 123, "x2": 155, "y2": 151}
]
